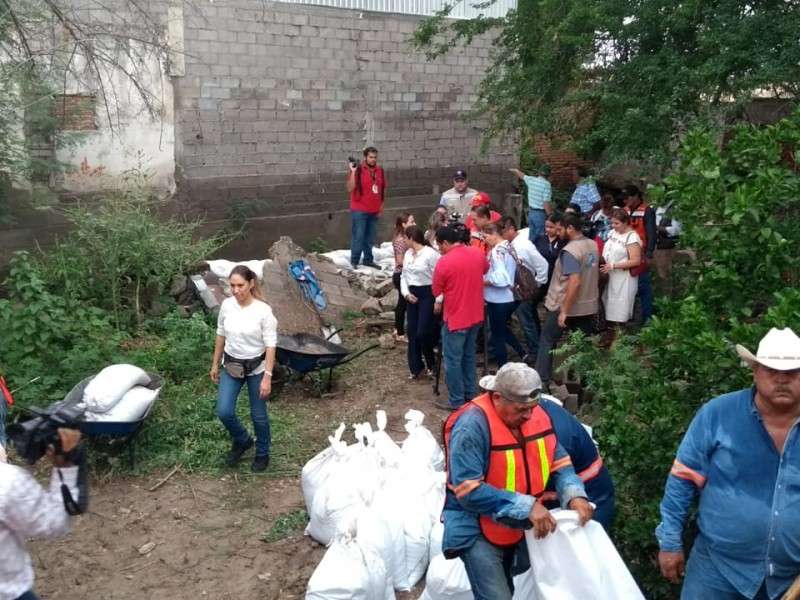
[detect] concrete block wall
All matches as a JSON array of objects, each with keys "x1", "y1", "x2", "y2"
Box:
[{"x1": 174, "y1": 0, "x2": 517, "y2": 253}]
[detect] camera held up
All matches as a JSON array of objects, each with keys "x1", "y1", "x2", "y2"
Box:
[
  {"x1": 348, "y1": 156, "x2": 360, "y2": 168},
  {"x1": 6, "y1": 400, "x2": 85, "y2": 465}
]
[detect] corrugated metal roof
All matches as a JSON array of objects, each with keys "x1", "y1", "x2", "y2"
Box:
[{"x1": 275, "y1": 0, "x2": 515, "y2": 19}]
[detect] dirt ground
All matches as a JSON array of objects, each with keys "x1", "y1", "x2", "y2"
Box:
[{"x1": 32, "y1": 323, "x2": 449, "y2": 599}]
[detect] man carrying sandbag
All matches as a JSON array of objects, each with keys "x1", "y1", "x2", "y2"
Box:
[{"x1": 442, "y1": 362, "x2": 594, "y2": 600}]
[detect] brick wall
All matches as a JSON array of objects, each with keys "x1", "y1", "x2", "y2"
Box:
[
  {"x1": 532, "y1": 136, "x2": 589, "y2": 190},
  {"x1": 173, "y1": 1, "x2": 517, "y2": 252},
  {"x1": 54, "y1": 94, "x2": 98, "y2": 131}
]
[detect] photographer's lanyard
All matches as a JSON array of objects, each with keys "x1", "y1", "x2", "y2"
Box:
[{"x1": 367, "y1": 168, "x2": 378, "y2": 195}]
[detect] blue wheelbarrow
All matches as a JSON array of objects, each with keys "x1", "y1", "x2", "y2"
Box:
[
  {"x1": 61, "y1": 372, "x2": 164, "y2": 468},
  {"x1": 275, "y1": 333, "x2": 379, "y2": 394}
]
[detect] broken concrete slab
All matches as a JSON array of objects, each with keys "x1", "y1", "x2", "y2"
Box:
[
  {"x1": 361, "y1": 297, "x2": 382, "y2": 316},
  {"x1": 379, "y1": 289, "x2": 399, "y2": 310}
]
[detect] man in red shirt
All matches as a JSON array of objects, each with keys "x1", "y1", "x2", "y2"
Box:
[
  {"x1": 432, "y1": 226, "x2": 489, "y2": 410},
  {"x1": 464, "y1": 192, "x2": 502, "y2": 232},
  {"x1": 346, "y1": 146, "x2": 387, "y2": 269}
]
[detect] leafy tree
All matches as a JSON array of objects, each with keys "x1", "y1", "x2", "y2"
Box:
[
  {"x1": 563, "y1": 109, "x2": 800, "y2": 597},
  {"x1": 412, "y1": 0, "x2": 800, "y2": 168}
]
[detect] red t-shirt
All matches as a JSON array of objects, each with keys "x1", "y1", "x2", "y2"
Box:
[
  {"x1": 432, "y1": 244, "x2": 489, "y2": 331},
  {"x1": 349, "y1": 165, "x2": 386, "y2": 214}
]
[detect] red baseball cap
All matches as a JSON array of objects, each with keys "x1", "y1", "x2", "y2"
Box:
[{"x1": 470, "y1": 192, "x2": 491, "y2": 207}]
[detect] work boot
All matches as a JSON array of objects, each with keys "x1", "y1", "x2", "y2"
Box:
[
  {"x1": 251, "y1": 454, "x2": 270, "y2": 473},
  {"x1": 226, "y1": 437, "x2": 254, "y2": 466}
]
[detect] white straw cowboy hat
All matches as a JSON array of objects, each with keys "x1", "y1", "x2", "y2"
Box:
[{"x1": 735, "y1": 328, "x2": 800, "y2": 371}]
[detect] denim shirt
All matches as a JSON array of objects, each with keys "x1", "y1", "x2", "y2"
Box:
[
  {"x1": 656, "y1": 388, "x2": 800, "y2": 599},
  {"x1": 443, "y1": 403, "x2": 588, "y2": 554}
]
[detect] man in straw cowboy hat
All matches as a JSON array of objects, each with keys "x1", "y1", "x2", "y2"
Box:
[
  {"x1": 441, "y1": 362, "x2": 593, "y2": 600},
  {"x1": 657, "y1": 327, "x2": 800, "y2": 599}
]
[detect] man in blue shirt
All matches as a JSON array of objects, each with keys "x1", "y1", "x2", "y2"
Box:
[
  {"x1": 509, "y1": 165, "x2": 552, "y2": 241},
  {"x1": 657, "y1": 327, "x2": 800, "y2": 599},
  {"x1": 570, "y1": 166, "x2": 600, "y2": 216},
  {"x1": 443, "y1": 363, "x2": 593, "y2": 600}
]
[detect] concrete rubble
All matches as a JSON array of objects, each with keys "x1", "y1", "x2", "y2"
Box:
[{"x1": 190, "y1": 237, "x2": 397, "y2": 337}]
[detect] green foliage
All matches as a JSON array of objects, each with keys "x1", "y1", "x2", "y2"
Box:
[
  {"x1": 0, "y1": 251, "x2": 124, "y2": 405},
  {"x1": 309, "y1": 235, "x2": 331, "y2": 253},
  {"x1": 261, "y1": 510, "x2": 309, "y2": 543},
  {"x1": 43, "y1": 169, "x2": 231, "y2": 329},
  {"x1": 561, "y1": 111, "x2": 800, "y2": 598},
  {"x1": 412, "y1": 0, "x2": 800, "y2": 168}
]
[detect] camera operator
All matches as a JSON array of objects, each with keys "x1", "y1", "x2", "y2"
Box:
[
  {"x1": 0, "y1": 428, "x2": 83, "y2": 600},
  {"x1": 439, "y1": 170, "x2": 477, "y2": 223}
]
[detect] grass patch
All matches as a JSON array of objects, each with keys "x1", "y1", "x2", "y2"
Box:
[{"x1": 261, "y1": 509, "x2": 309, "y2": 543}]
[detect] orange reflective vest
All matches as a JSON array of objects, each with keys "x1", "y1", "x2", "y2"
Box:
[
  {"x1": 626, "y1": 202, "x2": 650, "y2": 250},
  {"x1": 443, "y1": 393, "x2": 558, "y2": 546}
]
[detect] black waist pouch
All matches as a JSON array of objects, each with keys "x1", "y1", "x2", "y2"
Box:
[{"x1": 223, "y1": 352, "x2": 266, "y2": 379}]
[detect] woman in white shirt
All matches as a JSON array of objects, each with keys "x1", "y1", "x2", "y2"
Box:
[
  {"x1": 211, "y1": 265, "x2": 278, "y2": 472},
  {"x1": 482, "y1": 221, "x2": 526, "y2": 367},
  {"x1": 600, "y1": 208, "x2": 642, "y2": 328},
  {"x1": 400, "y1": 225, "x2": 440, "y2": 379}
]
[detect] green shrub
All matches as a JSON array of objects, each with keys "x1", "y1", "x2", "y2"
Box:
[
  {"x1": 43, "y1": 169, "x2": 230, "y2": 330},
  {"x1": 563, "y1": 109, "x2": 800, "y2": 598}
]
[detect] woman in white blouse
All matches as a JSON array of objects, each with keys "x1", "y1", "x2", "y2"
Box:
[
  {"x1": 401, "y1": 225, "x2": 441, "y2": 379},
  {"x1": 600, "y1": 208, "x2": 642, "y2": 329},
  {"x1": 211, "y1": 265, "x2": 278, "y2": 472},
  {"x1": 482, "y1": 221, "x2": 527, "y2": 367}
]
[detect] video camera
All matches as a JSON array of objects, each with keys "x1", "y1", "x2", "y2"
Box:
[
  {"x1": 348, "y1": 156, "x2": 360, "y2": 168},
  {"x1": 445, "y1": 213, "x2": 472, "y2": 245},
  {"x1": 6, "y1": 400, "x2": 88, "y2": 515},
  {"x1": 6, "y1": 400, "x2": 85, "y2": 465}
]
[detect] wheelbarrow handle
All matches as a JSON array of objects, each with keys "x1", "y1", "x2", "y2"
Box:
[{"x1": 336, "y1": 343, "x2": 381, "y2": 366}]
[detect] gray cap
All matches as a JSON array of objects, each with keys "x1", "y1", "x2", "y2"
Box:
[{"x1": 479, "y1": 363, "x2": 543, "y2": 404}]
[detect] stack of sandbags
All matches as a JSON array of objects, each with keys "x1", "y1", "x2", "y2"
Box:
[
  {"x1": 304, "y1": 410, "x2": 446, "y2": 598},
  {"x1": 79, "y1": 364, "x2": 159, "y2": 423}
]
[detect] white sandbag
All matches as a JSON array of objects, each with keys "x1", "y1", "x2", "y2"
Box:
[
  {"x1": 356, "y1": 507, "x2": 397, "y2": 600},
  {"x1": 82, "y1": 385, "x2": 158, "y2": 423},
  {"x1": 301, "y1": 423, "x2": 348, "y2": 512},
  {"x1": 424, "y1": 553, "x2": 473, "y2": 600},
  {"x1": 368, "y1": 478, "x2": 408, "y2": 591},
  {"x1": 306, "y1": 531, "x2": 392, "y2": 600},
  {"x1": 206, "y1": 259, "x2": 268, "y2": 281},
  {"x1": 371, "y1": 410, "x2": 404, "y2": 468},
  {"x1": 321, "y1": 251, "x2": 353, "y2": 271},
  {"x1": 396, "y1": 481, "x2": 434, "y2": 589},
  {"x1": 525, "y1": 510, "x2": 645, "y2": 600},
  {"x1": 82, "y1": 364, "x2": 151, "y2": 413},
  {"x1": 0, "y1": 445, "x2": 6, "y2": 463},
  {"x1": 305, "y1": 425, "x2": 379, "y2": 546},
  {"x1": 401, "y1": 409, "x2": 445, "y2": 472}
]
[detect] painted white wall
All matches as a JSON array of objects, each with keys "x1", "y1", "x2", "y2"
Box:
[{"x1": 56, "y1": 43, "x2": 176, "y2": 193}]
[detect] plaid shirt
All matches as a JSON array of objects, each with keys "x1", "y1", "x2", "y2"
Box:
[
  {"x1": 571, "y1": 180, "x2": 600, "y2": 214},
  {"x1": 0, "y1": 463, "x2": 80, "y2": 600}
]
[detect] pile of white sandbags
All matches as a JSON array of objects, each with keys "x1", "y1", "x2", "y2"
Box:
[
  {"x1": 304, "y1": 410, "x2": 445, "y2": 599},
  {"x1": 321, "y1": 242, "x2": 396, "y2": 275},
  {"x1": 78, "y1": 364, "x2": 160, "y2": 423}
]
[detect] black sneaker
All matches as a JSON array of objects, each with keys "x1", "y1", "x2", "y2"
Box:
[
  {"x1": 251, "y1": 454, "x2": 270, "y2": 472},
  {"x1": 226, "y1": 437, "x2": 254, "y2": 466},
  {"x1": 362, "y1": 262, "x2": 381, "y2": 269}
]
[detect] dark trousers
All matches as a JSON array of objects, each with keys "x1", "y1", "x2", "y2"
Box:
[
  {"x1": 535, "y1": 309, "x2": 594, "y2": 386},
  {"x1": 392, "y1": 271, "x2": 407, "y2": 335},
  {"x1": 486, "y1": 301, "x2": 526, "y2": 367},
  {"x1": 407, "y1": 285, "x2": 437, "y2": 376},
  {"x1": 637, "y1": 270, "x2": 653, "y2": 323},
  {"x1": 15, "y1": 592, "x2": 40, "y2": 600}
]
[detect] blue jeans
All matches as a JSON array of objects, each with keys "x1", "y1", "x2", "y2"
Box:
[
  {"x1": 681, "y1": 537, "x2": 770, "y2": 600},
  {"x1": 441, "y1": 322, "x2": 480, "y2": 408},
  {"x1": 407, "y1": 285, "x2": 437, "y2": 376},
  {"x1": 638, "y1": 270, "x2": 653, "y2": 323},
  {"x1": 514, "y1": 299, "x2": 540, "y2": 357},
  {"x1": 460, "y1": 535, "x2": 519, "y2": 600},
  {"x1": 14, "y1": 592, "x2": 40, "y2": 600},
  {"x1": 350, "y1": 210, "x2": 380, "y2": 266},
  {"x1": 486, "y1": 301, "x2": 526, "y2": 367},
  {"x1": 216, "y1": 370, "x2": 271, "y2": 457},
  {"x1": 528, "y1": 209, "x2": 547, "y2": 241}
]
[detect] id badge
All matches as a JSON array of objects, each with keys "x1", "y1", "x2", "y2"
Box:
[{"x1": 372, "y1": 183, "x2": 379, "y2": 194}]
